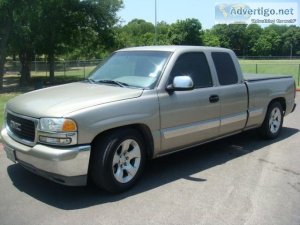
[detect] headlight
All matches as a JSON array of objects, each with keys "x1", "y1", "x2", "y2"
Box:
[
  {"x1": 38, "y1": 118, "x2": 77, "y2": 146},
  {"x1": 39, "y1": 118, "x2": 77, "y2": 133}
]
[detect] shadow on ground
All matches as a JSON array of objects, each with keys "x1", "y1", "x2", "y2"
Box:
[{"x1": 7, "y1": 127, "x2": 299, "y2": 210}]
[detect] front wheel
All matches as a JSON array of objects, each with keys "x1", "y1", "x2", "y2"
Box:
[
  {"x1": 259, "y1": 102, "x2": 283, "y2": 139},
  {"x1": 90, "y1": 128, "x2": 146, "y2": 193}
]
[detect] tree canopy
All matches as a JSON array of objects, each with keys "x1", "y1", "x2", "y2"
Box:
[
  {"x1": 1, "y1": 1, "x2": 300, "y2": 90},
  {"x1": 168, "y1": 18, "x2": 203, "y2": 45},
  {"x1": 0, "y1": 0, "x2": 123, "y2": 88}
]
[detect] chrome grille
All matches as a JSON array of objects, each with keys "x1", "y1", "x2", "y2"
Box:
[{"x1": 6, "y1": 112, "x2": 36, "y2": 143}]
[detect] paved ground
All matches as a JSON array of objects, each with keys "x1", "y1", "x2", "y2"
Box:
[{"x1": 0, "y1": 95, "x2": 300, "y2": 225}]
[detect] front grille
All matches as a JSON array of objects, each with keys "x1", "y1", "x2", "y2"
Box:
[{"x1": 6, "y1": 112, "x2": 36, "y2": 142}]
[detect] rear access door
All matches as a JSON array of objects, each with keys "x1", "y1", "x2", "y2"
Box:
[{"x1": 211, "y1": 52, "x2": 248, "y2": 135}]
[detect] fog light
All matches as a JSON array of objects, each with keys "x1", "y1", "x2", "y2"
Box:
[{"x1": 39, "y1": 136, "x2": 71, "y2": 145}]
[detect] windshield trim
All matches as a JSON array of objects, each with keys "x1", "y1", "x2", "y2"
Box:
[{"x1": 151, "y1": 51, "x2": 174, "y2": 90}]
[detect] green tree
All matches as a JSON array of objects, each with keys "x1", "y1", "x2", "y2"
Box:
[
  {"x1": 0, "y1": 0, "x2": 28, "y2": 89},
  {"x1": 252, "y1": 29, "x2": 281, "y2": 56},
  {"x1": 282, "y1": 26, "x2": 300, "y2": 56},
  {"x1": 266, "y1": 24, "x2": 289, "y2": 36},
  {"x1": 0, "y1": 2, "x2": 11, "y2": 89},
  {"x1": 70, "y1": 0, "x2": 123, "y2": 59},
  {"x1": 168, "y1": 18, "x2": 203, "y2": 45},
  {"x1": 36, "y1": 1, "x2": 87, "y2": 83},
  {"x1": 8, "y1": 0, "x2": 39, "y2": 86},
  {"x1": 245, "y1": 24, "x2": 263, "y2": 56},
  {"x1": 121, "y1": 19, "x2": 155, "y2": 46},
  {"x1": 262, "y1": 25, "x2": 287, "y2": 55},
  {"x1": 113, "y1": 25, "x2": 131, "y2": 49},
  {"x1": 156, "y1": 21, "x2": 171, "y2": 45},
  {"x1": 211, "y1": 24, "x2": 230, "y2": 48},
  {"x1": 211, "y1": 24, "x2": 247, "y2": 55},
  {"x1": 226, "y1": 24, "x2": 247, "y2": 56},
  {"x1": 203, "y1": 30, "x2": 220, "y2": 47},
  {"x1": 116, "y1": 20, "x2": 171, "y2": 47},
  {"x1": 2, "y1": 0, "x2": 122, "y2": 87}
]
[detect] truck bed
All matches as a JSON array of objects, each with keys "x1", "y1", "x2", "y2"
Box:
[
  {"x1": 243, "y1": 73, "x2": 295, "y2": 130},
  {"x1": 244, "y1": 73, "x2": 293, "y2": 82}
]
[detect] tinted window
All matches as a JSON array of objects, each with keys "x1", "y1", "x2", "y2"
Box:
[
  {"x1": 212, "y1": 52, "x2": 238, "y2": 85},
  {"x1": 170, "y1": 52, "x2": 212, "y2": 88}
]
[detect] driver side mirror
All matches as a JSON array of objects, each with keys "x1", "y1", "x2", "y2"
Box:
[{"x1": 166, "y1": 76, "x2": 194, "y2": 92}]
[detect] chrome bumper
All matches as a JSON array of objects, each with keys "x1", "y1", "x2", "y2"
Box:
[{"x1": 1, "y1": 128, "x2": 91, "y2": 186}]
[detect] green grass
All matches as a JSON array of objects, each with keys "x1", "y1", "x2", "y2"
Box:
[
  {"x1": 30, "y1": 66, "x2": 96, "y2": 78},
  {"x1": 239, "y1": 59, "x2": 300, "y2": 64},
  {"x1": 0, "y1": 93, "x2": 20, "y2": 127},
  {"x1": 239, "y1": 60, "x2": 300, "y2": 87}
]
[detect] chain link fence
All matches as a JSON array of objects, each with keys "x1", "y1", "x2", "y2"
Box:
[
  {"x1": 239, "y1": 61, "x2": 300, "y2": 86},
  {"x1": 3, "y1": 60, "x2": 102, "y2": 90},
  {"x1": 3, "y1": 58, "x2": 300, "y2": 88},
  {"x1": 4, "y1": 59, "x2": 102, "y2": 79}
]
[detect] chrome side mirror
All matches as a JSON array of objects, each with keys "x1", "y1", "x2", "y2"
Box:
[{"x1": 166, "y1": 76, "x2": 194, "y2": 92}]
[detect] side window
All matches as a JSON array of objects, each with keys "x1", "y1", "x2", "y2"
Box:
[
  {"x1": 170, "y1": 52, "x2": 213, "y2": 88},
  {"x1": 211, "y1": 52, "x2": 238, "y2": 85}
]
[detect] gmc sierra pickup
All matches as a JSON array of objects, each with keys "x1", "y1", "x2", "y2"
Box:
[{"x1": 1, "y1": 46, "x2": 296, "y2": 192}]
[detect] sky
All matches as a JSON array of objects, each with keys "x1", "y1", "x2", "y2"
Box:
[{"x1": 118, "y1": 0, "x2": 300, "y2": 29}]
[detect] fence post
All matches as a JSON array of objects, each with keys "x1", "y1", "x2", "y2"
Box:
[
  {"x1": 83, "y1": 61, "x2": 86, "y2": 78},
  {"x1": 255, "y1": 64, "x2": 258, "y2": 74},
  {"x1": 34, "y1": 60, "x2": 37, "y2": 76},
  {"x1": 46, "y1": 61, "x2": 48, "y2": 77},
  {"x1": 64, "y1": 62, "x2": 66, "y2": 77},
  {"x1": 298, "y1": 64, "x2": 300, "y2": 86}
]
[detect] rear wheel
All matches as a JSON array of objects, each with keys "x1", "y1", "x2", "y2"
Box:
[
  {"x1": 259, "y1": 101, "x2": 283, "y2": 139},
  {"x1": 90, "y1": 128, "x2": 146, "y2": 193}
]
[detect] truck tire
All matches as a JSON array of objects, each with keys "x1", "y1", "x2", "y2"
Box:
[
  {"x1": 259, "y1": 101, "x2": 283, "y2": 139},
  {"x1": 90, "y1": 128, "x2": 146, "y2": 193}
]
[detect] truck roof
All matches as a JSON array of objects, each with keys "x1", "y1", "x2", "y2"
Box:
[{"x1": 117, "y1": 45, "x2": 232, "y2": 53}]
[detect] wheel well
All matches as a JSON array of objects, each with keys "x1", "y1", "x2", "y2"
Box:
[
  {"x1": 269, "y1": 97, "x2": 286, "y2": 113},
  {"x1": 91, "y1": 124, "x2": 154, "y2": 159}
]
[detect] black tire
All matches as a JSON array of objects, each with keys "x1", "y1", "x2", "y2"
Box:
[
  {"x1": 259, "y1": 101, "x2": 283, "y2": 139},
  {"x1": 90, "y1": 128, "x2": 146, "y2": 193}
]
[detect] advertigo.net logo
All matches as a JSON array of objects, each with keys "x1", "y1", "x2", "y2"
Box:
[{"x1": 215, "y1": 2, "x2": 298, "y2": 25}]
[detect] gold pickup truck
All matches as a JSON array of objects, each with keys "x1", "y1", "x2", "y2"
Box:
[{"x1": 1, "y1": 46, "x2": 296, "y2": 193}]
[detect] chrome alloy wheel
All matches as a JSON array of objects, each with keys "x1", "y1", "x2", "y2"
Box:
[
  {"x1": 269, "y1": 107, "x2": 282, "y2": 134},
  {"x1": 112, "y1": 139, "x2": 141, "y2": 183}
]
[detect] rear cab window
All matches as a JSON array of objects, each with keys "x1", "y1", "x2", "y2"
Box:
[{"x1": 211, "y1": 52, "x2": 238, "y2": 85}]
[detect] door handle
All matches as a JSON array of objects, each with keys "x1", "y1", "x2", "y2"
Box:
[{"x1": 209, "y1": 95, "x2": 219, "y2": 103}]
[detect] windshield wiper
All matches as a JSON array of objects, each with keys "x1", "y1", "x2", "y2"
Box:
[
  {"x1": 86, "y1": 78, "x2": 96, "y2": 83},
  {"x1": 97, "y1": 80, "x2": 129, "y2": 88}
]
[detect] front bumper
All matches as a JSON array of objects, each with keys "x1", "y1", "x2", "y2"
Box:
[{"x1": 1, "y1": 127, "x2": 91, "y2": 186}]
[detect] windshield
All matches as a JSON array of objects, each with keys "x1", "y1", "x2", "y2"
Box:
[{"x1": 89, "y1": 51, "x2": 171, "y2": 89}]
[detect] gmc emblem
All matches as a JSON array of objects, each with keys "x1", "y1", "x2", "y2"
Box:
[{"x1": 10, "y1": 120, "x2": 22, "y2": 132}]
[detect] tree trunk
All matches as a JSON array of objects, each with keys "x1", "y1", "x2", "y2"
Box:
[
  {"x1": 19, "y1": 51, "x2": 32, "y2": 87},
  {"x1": 48, "y1": 52, "x2": 55, "y2": 84},
  {"x1": 0, "y1": 56, "x2": 5, "y2": 91},
  {"x1": 0, "y1": 12, "x2": 13, "y2": 91}
]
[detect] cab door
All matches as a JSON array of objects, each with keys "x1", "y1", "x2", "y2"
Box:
[
  {"x1": 158, "y1": 52, "x2": 221, "y2": 153},
  {"x1": 211, "y1": 52, "x2": 248, "y2": 135}
]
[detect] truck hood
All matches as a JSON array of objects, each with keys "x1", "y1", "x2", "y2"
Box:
[{"x1": 7, "y1": 82, "x2": 143, "y2": 118}]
